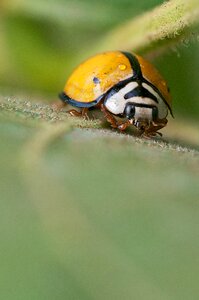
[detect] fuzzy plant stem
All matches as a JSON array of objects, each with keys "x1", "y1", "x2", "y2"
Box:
[{"x1": 90, "y1": 0, "x2": 199, "y2": 55}]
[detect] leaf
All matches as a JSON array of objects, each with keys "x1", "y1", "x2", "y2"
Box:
[{"x1": 1, "y1": 96, "x2": 199, "y2": 299}]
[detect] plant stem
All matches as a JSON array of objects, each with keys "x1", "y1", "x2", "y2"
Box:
[{"x1": 90, "y1": 0, "x2": 199, "y2": 55}]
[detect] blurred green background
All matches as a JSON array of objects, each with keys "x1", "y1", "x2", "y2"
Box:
[{"x1": 1, "y1": 1, "x2": 199, "y2": 299}]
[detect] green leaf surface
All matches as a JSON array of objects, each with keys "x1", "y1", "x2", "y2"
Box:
[{"x1": 1, "y1": 96, "x2": 199, "y2": 299}]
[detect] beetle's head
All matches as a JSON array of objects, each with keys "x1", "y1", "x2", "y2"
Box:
[{"x1": 124, "y1": 103, "x2": 150, "y2": 131}]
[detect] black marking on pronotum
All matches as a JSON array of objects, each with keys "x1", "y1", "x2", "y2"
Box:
[
  {"x1": 142, "y1": 77, "x2": 174, "y2": 117},
  {"x1": 93, "y1": 77, "x2": 100, "y2": 84},
  {"x1": 104, "y1": 76, "x2": 136, "y2": 101},
  {"x1": 122, "y1": 51, "x2": 142, "y2": 80},
  {"x1": 122, "y1": 52, "x2": 173, "y2": 117},
  {"x1": 124, "y1": 86, "x2": 158, "y2": 103}
]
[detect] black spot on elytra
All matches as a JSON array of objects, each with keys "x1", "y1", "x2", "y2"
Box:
[{"x1": 93, "y1": 77, "x2": 100, "y2": 84}]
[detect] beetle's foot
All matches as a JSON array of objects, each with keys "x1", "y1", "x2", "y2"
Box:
[
  {"x1": 67, "y1": 109, "x2": 82, "y2": 117},
  {"x1": 83, "y1": 114, "x2": 90, "y2": 120},
  {"x1": 152, "y1": 118, "x2": 168, "y2": 128},
  {"x1": 156, "y1": 131, "x2": 163, "y2": 137},
  {"x1": 81, "y1": 108, "x2": 90, "y2": 120},
  {"x1": 67, "y1": 107, "x2": 89, "y2": 118},
  {"x1": 142, "y1": 130, "x2": 162, "y2": 139},
  {"x1": 142, "y1": 118, "x2": 167, "y2": 138},
  {"x1": 116, "y1": 120, "x2": 131, "y2": 131},
  {"x1": 142, "y1": 132, "x2": 155, "y2": 139}
]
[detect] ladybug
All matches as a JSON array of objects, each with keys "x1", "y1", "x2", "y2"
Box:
[{"x1": 59, "y1": 51, "x2": 173, "y2": 136}]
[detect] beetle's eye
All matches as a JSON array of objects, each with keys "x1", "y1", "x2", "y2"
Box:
[{"x1": 124, "y1": 104, "x2": 135, "y2": 119}]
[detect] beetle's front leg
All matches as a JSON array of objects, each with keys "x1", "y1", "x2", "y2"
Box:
[
  {"x1": 117, "y1": 120, "x2": 131, "y2": 131},
  {"x1": 100, "y1": 103, "x2": 118, "y2": 128},
  {"x1": 143, "y1": 118, "x2": 168, "y2": 138},
  {"x1": 100, "y1": 104, "x2": 130, "y2": 131},
  {"x1": 67, "y1": 107, "x2": 89, "y2": 119}
]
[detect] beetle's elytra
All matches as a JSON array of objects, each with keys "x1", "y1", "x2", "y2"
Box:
[{"x1": 59, "y1": 51, "x2": 173, "y2": 137}]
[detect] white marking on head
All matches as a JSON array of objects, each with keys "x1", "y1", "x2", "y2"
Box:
[{"x1": 134, "y1": 106, "x2": 153, "y2": 121}]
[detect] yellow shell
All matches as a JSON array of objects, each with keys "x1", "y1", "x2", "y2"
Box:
[
  {"x1": 61, "y1": 51, "x2": 172, "y2": 111},
  {"x1": 63, "y1": 51, "x2": 132, "y2": 103}
]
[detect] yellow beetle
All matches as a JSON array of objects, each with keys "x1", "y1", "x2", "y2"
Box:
[{"x1": 59, "y1": 51, "x2": 173, "y2": 136}]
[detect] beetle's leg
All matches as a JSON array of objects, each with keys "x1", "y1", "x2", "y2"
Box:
[
  {"x1": 143, "y1": 118, "x2": 167, "y2": 138},
  {"x1": 151, "y1": 118, "x2": 168, "y2": 128},
  {"x1": 82, "y1": 107, "x2": 89, "y2": 119},
  {"x1": 67, "y1": 107, "x2": 89, "y2": 119},
  {"x1": 100, "y1": 104, "x2": 118, "y2": 128},
  {"x1": 51, "y1": 102, "x2": 88, "y2": 120},
  {"x1": 117, "y1": 120, "x2": 131, "y2": 131},
  {"x1": 101, "y1": 104, "x2": 131, "y2": 131}
]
